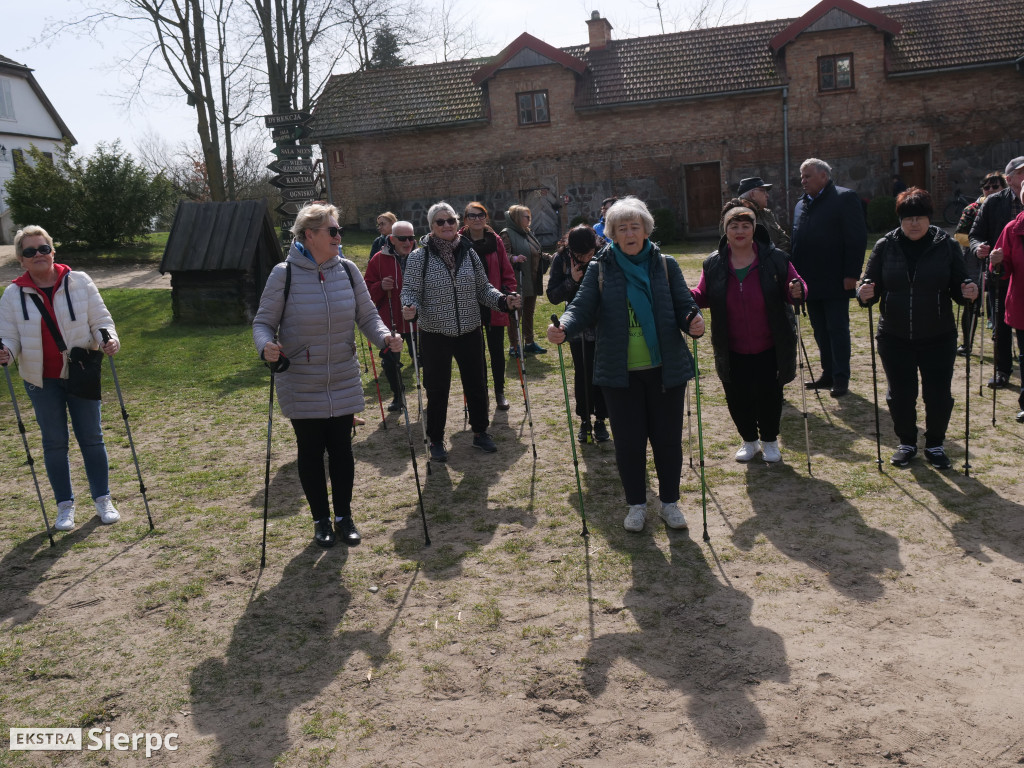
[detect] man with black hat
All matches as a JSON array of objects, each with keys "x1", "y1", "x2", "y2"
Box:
[
  {"x1": 969, "y1": 155, "x2": 1024, "y2": 389},
  {"x1": 737, "y1": 177, "x2": 790, "y2": 252}
]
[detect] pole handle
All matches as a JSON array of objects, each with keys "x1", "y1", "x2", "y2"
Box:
[{"x1": 550, "y1": 314, "x2": 560, "y2": 328}]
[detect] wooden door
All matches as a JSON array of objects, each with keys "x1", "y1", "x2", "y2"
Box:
[
  {"x1": 522, "y1": 187, "x2": 561, "y2": 250},
  {"x1": 897, "y1": 146, "x2": 929, "y2": 192},
  {"x1": 685, "y1": 163, "x2": 722, "y2": 234}
]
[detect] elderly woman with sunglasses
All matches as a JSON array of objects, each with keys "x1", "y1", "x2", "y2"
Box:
[
  {"x1": 401, "y1": 202, "x2": 522, "y2": 460},
  {"x1": 254, "y1": 203, "x2": 403, "y2": 549},
  {"x1": 0, "y1": 225, "x2": 121, "y2": 533}
]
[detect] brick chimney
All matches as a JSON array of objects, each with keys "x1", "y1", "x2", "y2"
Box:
[{"x1": 587, "y1": 11, "x2": 613, "y2": 51}]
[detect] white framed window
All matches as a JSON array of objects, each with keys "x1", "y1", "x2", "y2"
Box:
[{"x1": 0, "y1": 78, "x2": 14, "y2": 120}]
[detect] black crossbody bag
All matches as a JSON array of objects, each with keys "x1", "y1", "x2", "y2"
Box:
[{"x1": 26, "y1": 292, "x2": 104, "y2": 400}]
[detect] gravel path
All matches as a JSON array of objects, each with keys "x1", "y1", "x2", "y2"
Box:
[{"x1": 0, "y1": 245, "x2": 170, "y2": 290}]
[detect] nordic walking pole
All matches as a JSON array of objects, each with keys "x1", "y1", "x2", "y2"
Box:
[
  {"x1": 100, "y1": 330, "x2": 154, "y2": 530},
  {"x1": 406, "y1": 319, "x2": 431, "y2": 475},
  {"x1": 552, "y1": 315, "x2": 588, "y2": 538},
  {"x1": 511, "y1": 307, "x2": 537, "y2": 459},
  {"x1": 861, "y1": 284, "x2": 883, "y2": 471},
  {"x1": 686, "y1": 383, "x2": 693, "y2": 468},
  {"x1": 691, "y1": 327, "x2": 709, "y2": 543},
  {"x1": 1, "y1": 340, "x2": 55, "y2": 547},
  {"x1": 978, "y1": 264, "x2": 987, "y2": 396},
  {"x1": 368, "y1": 343, "x2": 387, "y2": 429},
  {"x1": 991, "y1": 267, "x2": 1002, "y2": 426},
  {"x1": 963, "y1": 283, "x2": 976, "y2": 477},
  {"x1": 797, "y1": 303, "x2": 827, "y2": 412},
  {"x1": 791, "y1": 282, "x2": 812, "y2": 476},
  {"x1": 387, "y1": 318, "x2": 430, "y2": 547}
]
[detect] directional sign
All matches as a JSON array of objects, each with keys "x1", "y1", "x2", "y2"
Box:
[
  {"x1": 271, "y1": 124, "x2": 313, "y2": 142},
  {"x1": 270, "y1": 173, "x2": 314, "y2": 189},
  {"x1": 279, "y1": 218, "x2": 295, "y2": 230},
  {"x1": 270, "y1": 144, "x2": 313, "y2": 159},
  {"x1": 275, "y1": 201, "x2": 303, "y2": 217},
  {"x1": 264, "y1": 111, "x2": 311, "y2": 128},
  {"x1": 280, "y1": 187, "x2": 317, "y2": 201},
  {"x1": 267, "y1": 159, "x2": 313, "y2": 175}
]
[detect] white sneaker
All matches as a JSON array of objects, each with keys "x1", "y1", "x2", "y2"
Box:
[
  {"x1": 659, "y1": 501, "x2": 688, "y2": 530},
  {"x1": 761, "y1": 440, "x2": 782, "y2": 463},
  {"x1": 735, "y1": 440, "x2": 761, "y2": 462},
  {"x1": 94, "y1": 495, "x2": 120, "y2": 525},
  {"x1": 54, "y1": 500, "x2": 75, "y2": 531},
  {"x1": 623, "y1": 503, "x2": 647, "y2": 532}
]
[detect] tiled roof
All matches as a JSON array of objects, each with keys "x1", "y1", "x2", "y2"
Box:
[
  {"x1": 311, "y1": 0, "x2": 1024, "y2": 138},
  {"x1": 882, "y1": 0, "x2": 1024, "y2": 72},
  {"x1": 0, "y1": 54, "x2": 29, "y2": 70},
  {"x1": 310, "y1": 58, "x2": 488, "y2": 139}
]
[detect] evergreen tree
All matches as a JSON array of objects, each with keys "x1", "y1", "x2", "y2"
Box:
[{"x1": 367, "y1": 25, "x2": 409, "y2": 69}]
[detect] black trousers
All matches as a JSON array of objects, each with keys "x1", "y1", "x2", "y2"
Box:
[
  {"x1": 602, "y1": 368, "x2": 684, "y2": 506},
  {"x1": 481, "y1": 323, "x2": 507, "y2": 395},
  {"x1": 420, "y1": 328, "x2": 490, "y2": 443},
  {"x1": 877, "y1": 332, "x2": 955, "y2": 449},
  {"x1": 568, "y1": 337, "x2": 607, "y2": 420},
  {"x1": 380, "y1": 332, "x2": 413, "y2": 400},
  {"x1": 291, "y1": 415, "x2": 355, "y2": 523},
  {"x1": 721, "y1": 348, "x2": 784, "y2": 443}
]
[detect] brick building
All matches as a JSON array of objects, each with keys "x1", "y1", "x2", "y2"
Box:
[{"x1": 309, "y1": 0, "x2": 1024, "y2": 242}]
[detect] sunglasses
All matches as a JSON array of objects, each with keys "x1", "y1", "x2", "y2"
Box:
[
  {"x1": 21, "y1": 244, "x2": 53, "y2": 258},
  {"x1": 465, "y1": 212, "x2": 486, "y2": 220},
  {"x1": 982, "y1": 183, "x2": 1002, "y2": 191},
  {"x1": 392, "y1": 235, "x2": 415, "y2": 242},
  {"x1": 316, "y1": 226, "x2": 343, "y2": 237},
  {"x1": 434, "y1": 218, "x2": 458, "y2": 227}
]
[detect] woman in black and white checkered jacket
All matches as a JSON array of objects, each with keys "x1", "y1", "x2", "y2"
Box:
[{"x1": 401, "y1": 202, "x2": 521, "y2": 460}]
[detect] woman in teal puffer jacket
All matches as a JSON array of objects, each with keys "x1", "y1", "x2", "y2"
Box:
[{"x1": 548, "y1": 197, "x2": 705, "y2": 534}]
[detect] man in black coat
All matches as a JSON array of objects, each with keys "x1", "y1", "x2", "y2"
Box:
[
  {"x1": 969, "y1": 155, "x2": 1024, "y2": 388},
  {"x1": 790, "y1": 158, "x2": 867, "y2": 397}
]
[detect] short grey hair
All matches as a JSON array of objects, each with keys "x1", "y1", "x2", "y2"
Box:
[
  {"x1": 14, "y1": 225, "x2": 54, "y2": 255},
  {"x1": 391, "y1": 220, "x2": 414, "y2": 233},
  {"x1": 604, "y1": 196, "x2": 655, "y2": 239},
  {"x1": 739, "y1": 188, "x2": 757, "y2": 201},
  {"x1": 800, "y1": 158, "x2": 832, "y2": 177},
  {"x1": 427, "y1": 201, "x2": 458, "y2": 228},
  {"x1": 292, "y1": 202, "x2": 340, "y2": 242}
]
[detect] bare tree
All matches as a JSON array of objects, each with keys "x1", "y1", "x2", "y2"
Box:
[{"x1": 419, "y1": 0, "x2": 491, "y2": 63}]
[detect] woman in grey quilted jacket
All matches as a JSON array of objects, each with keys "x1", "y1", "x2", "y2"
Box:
[
  {"x1": 400, "y1": 202, "x2": 521, "y2": 460},
  {"x1": 254, "y1": 203, "x2": 403, "y2": 550}
]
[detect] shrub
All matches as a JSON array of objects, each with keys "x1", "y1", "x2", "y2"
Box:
[
  {"x1": 3, "y1": 140, "x2": 176, "y2": 248},
  {"x1": 866, "y1": 196, "x2": 898, "y2": 233}
]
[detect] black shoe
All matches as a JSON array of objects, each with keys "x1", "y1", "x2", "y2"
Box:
[
  {"x1": 524, "y1": 342, "x2": 547, "y2": 355},
  {"x1": 829, "y1": 380, "x2": 849, "y2": 397},
  {"x1": 956, "y1": 344, "x2": 970, "y2": 356},
  {"x1": 1016, "y1": 410, "x2": 1024, "y2": 424},
  {"x1": 429, "y1": 442, "x2": 448, "y2": 462},
  {"x1": 578, "y1": 420, "x2": 592, "y2": 443},
  {"x1": 924, "y1": 446, "x2": 952, "y2": 469},
  {"x1": 593, "y1": 420, "x2": 611, "y2": 442},
  {"x1": 473, "y1": 432, "x2": 497, "y2": 453},
  {"x1": 387, "y1": 398, "x2": 402, "y2": 412},
  {"x1": 890, "y1": 444, "x2": 917, "y2": 467},
  {"x1": 335, "y1": 516, "x2": 361, "y2": 547},
  {"x1": 314, "y1": 519, "x2": 336, "y2": 548},
  {"x1": 987, "y1": 372, "x2": 1010, "y2": 389},
  {"x1": 806, "y1": 375, "x2": 833, "y2": 390},
  {"x1": 495, "y1": 391, "x2": 510, "y2": 411}
]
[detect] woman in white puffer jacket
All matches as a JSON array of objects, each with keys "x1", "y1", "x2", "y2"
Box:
[
  {"x1": 0, "y1": 225, "x2": 121, "y2": 533},
  {"x1": 254, "y1": 203, "x2": 402, "y2": 550}
]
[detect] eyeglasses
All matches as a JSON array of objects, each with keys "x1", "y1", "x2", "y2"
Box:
[
  {"x1": 982, "y1": 182, "x2": 1002, "y2": 191},
  {"x1": 316, "y1": 226, "x2": 343, "y2": 237},
  {"x1": 434, "y1": 218, "x2": 458, "y2": 227},
  {"x1": 465, "y1": 212, "x2": 486, "y2": 220},
  {"x1": 392, "y1": 235, "x2": 415, "y2": 242},
  {"x1": 21, "y1": 244, "x2": 53, "y2": 258}
]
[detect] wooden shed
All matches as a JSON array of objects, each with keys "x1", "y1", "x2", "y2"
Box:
[{"x1": 160, "y1": 200, "x2": 283, "y2": 325}]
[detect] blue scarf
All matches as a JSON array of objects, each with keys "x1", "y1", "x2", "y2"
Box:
[{"x1": 612, "y1": 240, "x2": 661, "y2": 366}]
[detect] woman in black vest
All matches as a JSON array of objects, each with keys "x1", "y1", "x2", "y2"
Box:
[
  {"x1": 857, "y1": 188, "x2": 979, "y2": 469},
  {"x1": 691, "y1": 204, "x2": 806, "y2": 464}
]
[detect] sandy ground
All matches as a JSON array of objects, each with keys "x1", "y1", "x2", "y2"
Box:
[{"x1": 0, "y1": 250, "x2": 1022, "y2": 767}]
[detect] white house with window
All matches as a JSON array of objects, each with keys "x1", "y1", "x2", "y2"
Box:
[{"x1": 0, "y1": 54, "x2": 76, "y2": 245}]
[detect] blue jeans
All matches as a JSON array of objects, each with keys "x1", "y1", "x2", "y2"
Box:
[
  {"x1": 806, "y1": 298, "x2": 852, "y2": 382},
  {"x1": 25, "y1": 378, "x2": 110, "y2": 504}
]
